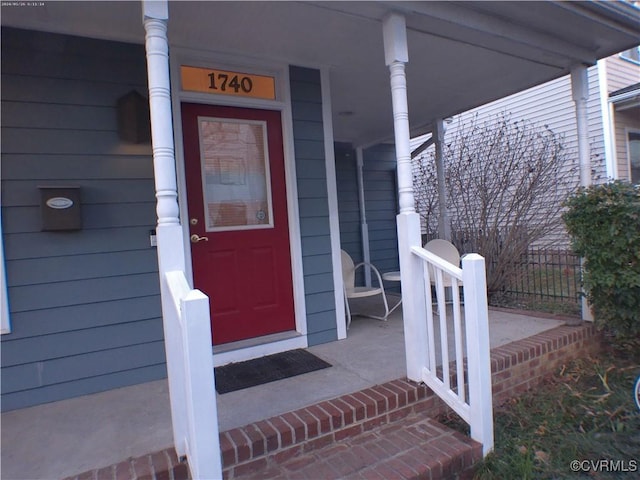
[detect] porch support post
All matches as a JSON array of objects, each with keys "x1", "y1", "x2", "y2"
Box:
[
  {"x1": 142, "y1": 0, "x2": 189, "y2": 455},
  {"x1": 571, "y1": 65, "x2": 591, "y2": 188},
  {"x1": 434, "y1": 119, "x2": 451, "y2": 241},
  {"x1": 571, "y1": 64, "x2": 594, "y2": 322},
  {"x1": 383, "y1": 12, "x2": 428, "y2": 382},
  {"x1": 356, "y1": 147, "x2": 372, "y2": 286}
]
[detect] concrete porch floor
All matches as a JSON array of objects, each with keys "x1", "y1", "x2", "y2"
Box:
[{"x1": 1, "y1": 306, "x2": 566, "y2": 480}]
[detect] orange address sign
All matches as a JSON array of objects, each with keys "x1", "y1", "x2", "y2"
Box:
[{"x1": 181, "y1": 66, "x2": 276, "y2": 100}]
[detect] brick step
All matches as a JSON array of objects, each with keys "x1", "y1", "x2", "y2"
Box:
[
  {"x1": 63, "y1": 325, "x2": 601, "y2": 480},
  {"x1": 221, "y1": 378, "x2": 467, "y2": 479},
  {"x1": 229, "y1": 413, "x2": 481, "y2": 480}
]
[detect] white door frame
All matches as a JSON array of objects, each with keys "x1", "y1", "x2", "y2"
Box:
[
  {"x1": 169, "y1": 48, "x2": 309, "y2": 361},
  {"x1": 0, "y1": 212, "x2": 11, "y2": 335}
]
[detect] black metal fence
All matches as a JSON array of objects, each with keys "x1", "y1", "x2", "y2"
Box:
[
  {"x1": 422, "y1": 231, "x2": 582, "y2": 316},
  {"x1": 488, "y1": 248, "x2": 582, "y2": 316}
]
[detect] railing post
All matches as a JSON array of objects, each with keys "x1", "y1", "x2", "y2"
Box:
[
  {"x1": 163, "y1": 272, "x2": 189, "y2": 457},
  {"x1": 383, "y1": 12, "x2": 428, "y2": 382},
  {"x1": 462, "y1": 254, "x2": 494, "y2": 455},
  {"x1": 182, "y1": 290, "x2": 222, "y2": 480},
  {"x1": 397, "y1": 214, "x2": 428, "y2": 382}
]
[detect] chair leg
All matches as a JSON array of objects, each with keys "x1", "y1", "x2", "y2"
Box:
[
  {"x1": 343, "y1": 289, "x2": 352, "y2": 329},
  {"x1": 381, "y1": 292, "x2": 390, "y2": 320},
  {"x1": 359, "y1": 293, "x2": 391, "y2": 322},
  {"x1": 388, "y1": 295, "x2": 402, "y2": 315}
]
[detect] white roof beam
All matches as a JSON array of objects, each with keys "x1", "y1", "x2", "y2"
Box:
[
  {"x1": 386, "y1": 1, "x2": 597, "y2": 65},
  {"x1": 556, "y1": 1, "x2": 640, "y2": 39}
]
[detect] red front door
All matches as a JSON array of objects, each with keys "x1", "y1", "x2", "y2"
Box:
[{"x1": 181, "y1": 103, "x2": 296, "y2": 345}]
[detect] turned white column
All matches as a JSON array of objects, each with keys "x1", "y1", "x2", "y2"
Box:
[
  {"x1": 142, "y1": 0, "x2": 189, "y2": 453},
  {"x1": 144, "y1": 2, "x2": 181, "y2": 232},
  {"x1": 383, "y1": 12, "x2": 428, "y2": 382},
  {"x1": 434, "y1": 118, "x2": 451, "y2": 241}
]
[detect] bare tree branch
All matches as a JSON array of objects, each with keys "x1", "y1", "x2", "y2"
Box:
[{"x1": 413, "y1": 112, "x2": 579, "y2": 299}]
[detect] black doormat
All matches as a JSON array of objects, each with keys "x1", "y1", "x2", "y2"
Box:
[{"x1": 214, "y1": 349, "x2": 331, "y2": 394}]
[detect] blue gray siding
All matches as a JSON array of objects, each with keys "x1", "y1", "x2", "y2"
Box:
[
  {"x1": 0, "y1": 31, "x2": 343, "y2": 410},
  {"x1": 335, "y1": 143, "x2": 363, "y2": 264},
  {"x1": 289, "y1": 66, "x2": 337, "y2": 346},
  {"x1": 1, "y1": 28, "x2": 164, "y2": 411},
  {"x1": 363, "y1": 145, "x2": 399, "y2": 275}
]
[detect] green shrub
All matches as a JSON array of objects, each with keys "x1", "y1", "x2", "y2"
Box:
[{"x1": 562, "y1": 181, "x2": 640, "y2": 341}]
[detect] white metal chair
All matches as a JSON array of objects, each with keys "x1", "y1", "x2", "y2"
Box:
[
  {"x1": 424, "y1": 239, "x2": 461, "y2": 312},
  {"x1": 341, "y1": 250, "x2": 395, "y2": 328},
  {"x1": 424, "y1": 239, "x2": 461, "y2": 278}
]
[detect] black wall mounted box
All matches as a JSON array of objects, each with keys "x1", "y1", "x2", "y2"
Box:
[{"x1": 39, "y1": 186, "x2": 82, "y2": 231}]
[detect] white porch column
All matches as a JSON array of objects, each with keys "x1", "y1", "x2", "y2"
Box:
[
  {"x1": 383, "y1": 12, "x2": 428, "y2": 382},
  {"x1": 356, "y1": 147, "x2": 372, "y2": 286},
  {"x1": 571, "y1": 64, "x2": 594, "y2": 322},
  {"x1": 434, "y1": 118, "x2": 451, "y2": 241},
  {"x1": 571, "y1": 65, "x2": 591, "y2": 188},
  {"x1": 142, "y1": 0, "x2": 189, "y2": 454}
]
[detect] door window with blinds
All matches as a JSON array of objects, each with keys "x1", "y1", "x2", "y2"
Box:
[{"x1": 198, "y1": 117, "x2": 274, "y2": 231}]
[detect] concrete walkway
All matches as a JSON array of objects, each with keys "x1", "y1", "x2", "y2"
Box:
[{"x1": 1, "y1": 308, "x2": 565, "y2": 480}]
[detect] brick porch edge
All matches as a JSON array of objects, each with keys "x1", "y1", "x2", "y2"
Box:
[{"x1": 65, "y1": 323, "x2": 601, "y2": 480}]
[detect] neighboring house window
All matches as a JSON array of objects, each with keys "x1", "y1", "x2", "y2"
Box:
[
  {"x1": 629, "y1": 131, "x2": 640, "y2": 185},
  {"x1": 620, "y1": 46, "x2": 640, "y2": 65}
]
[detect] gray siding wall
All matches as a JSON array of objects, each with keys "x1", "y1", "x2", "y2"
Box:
[
  {"x1": 289, "y1": 66, "x2": 337, "y2": 346},
  {"x1": 1, "y1": 28, "x2": 165, "y2": 411},
  {"x1": 0, "y1": 33, "x2": 343, "y2": 410},
  {"x1": 363, "y1": 145, "x2": 399, "y2": 276},
  {"x1": 335, "y1": 143, "x2": 362, "y2": 262}
]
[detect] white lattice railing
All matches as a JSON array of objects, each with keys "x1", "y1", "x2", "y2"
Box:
[
  {"x1": 164, "y1": 270, "x2": 222, "y2": 479},
  {"x1": 410, "y1": 246, "x2": 494, "y2": 455}
]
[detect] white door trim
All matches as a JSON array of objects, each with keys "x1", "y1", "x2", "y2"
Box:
[
  {"x1": 597, "y1": 59, "x2": 616, "y2": 180},
  {"x1": 169, "y1": 48, "x2": 308, "y2": 355},
  {"x1": 321, "y1": 67, "x2": 347, "y2": 340},
  {"x1": 0, "y1": 211, "x2": 11, "y2": 335}
]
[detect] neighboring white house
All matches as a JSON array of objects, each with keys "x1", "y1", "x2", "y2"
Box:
[{"x1": 413, "y1": 47, "x2": 640, "y2": 241}]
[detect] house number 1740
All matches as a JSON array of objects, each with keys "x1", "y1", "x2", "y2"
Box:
[{"x1": 208, "y1": 72, "x2": 253, "y2": 93}]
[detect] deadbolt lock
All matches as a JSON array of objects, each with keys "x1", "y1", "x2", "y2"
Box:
[{"x1": 190, "y1": 218, "x2": 198, "y2": 225}]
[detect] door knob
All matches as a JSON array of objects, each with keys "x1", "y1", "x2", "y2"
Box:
[{"x1": 190, "y1": 234, "x2": 209, "y2": 243}]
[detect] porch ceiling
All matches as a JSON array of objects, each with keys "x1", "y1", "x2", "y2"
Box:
[{"x1": 3, "y1": 1, "x2": 638, "y2": 146}]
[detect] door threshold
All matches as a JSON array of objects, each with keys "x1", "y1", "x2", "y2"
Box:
[{"x1": 212, "y1": 330, "x2": 307, "y2": 367}]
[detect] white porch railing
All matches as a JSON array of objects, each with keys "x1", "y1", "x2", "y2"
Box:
[
  {"x1": 164, "y1": 270, "x2": 222, "y2": 479},
  {"x1": 410, "y1": 246, "x2": 494, "y2": 455}
]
